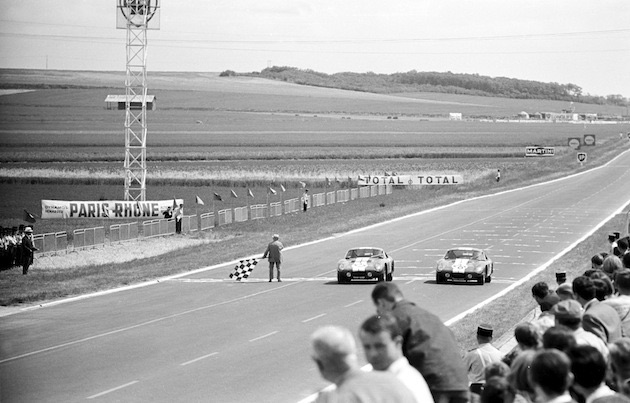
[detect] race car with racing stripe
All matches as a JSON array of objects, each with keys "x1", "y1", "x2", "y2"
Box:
[
  {"x1": 435, "y1": 247, "x2": 493, "y2": 285},
  {"x1": 337, "y1": 247, "x2": 394, "y2": 283}
]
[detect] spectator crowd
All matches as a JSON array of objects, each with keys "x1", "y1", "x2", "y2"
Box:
[
  {"x1": 0, "y1": 224, "x2": 29, "y2": 270},
  {"x1": 308, "y1": 232, "x2": 630, "y2": 403}
]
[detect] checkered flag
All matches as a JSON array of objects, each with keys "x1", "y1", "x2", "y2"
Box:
[{"x1": 229, "y1": 259, "x2": 259, "y2": 281}]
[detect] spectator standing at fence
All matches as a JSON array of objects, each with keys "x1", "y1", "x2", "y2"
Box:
[
  {"x1": 263, "y1": 234, "x2": 283, "y2": 282},
  {"x1": 173, "y1": 203, "x2": 183, "y2": 234},
  {"x1": 163, "y1": 206, "x2": 172, "y2": 219},
  {"x1": 21, "y1": 227, "x2": 37, "y2": 275},
  {"x1": 302, "y1": 189, "x2": 309, "y2": 212},
  {"x1": 495, "y1": 169, "x2": 501, "y2": 182}
]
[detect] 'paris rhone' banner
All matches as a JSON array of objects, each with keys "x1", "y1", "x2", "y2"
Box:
[{"x1": 41, "y1": 199, "x2": 183, "y2": 219}]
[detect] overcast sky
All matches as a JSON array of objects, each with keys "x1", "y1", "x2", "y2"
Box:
[{"x1": 0, "y1": 0, "x2": 628, "y2": 97}]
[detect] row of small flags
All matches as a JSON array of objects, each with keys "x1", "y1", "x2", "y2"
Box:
[{"x1": 21, "y1": 176, "x2": 367, "y2": 221}]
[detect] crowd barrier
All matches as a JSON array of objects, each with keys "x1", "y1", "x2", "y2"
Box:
[
  {"x1": 284, "y1": 198, "x2": 300, "y2": 213},
  {"x1": 234, "y1": 207, "x2": 248, "y2": 222},
  {"x1": 110, "y1": 222, "x2": 139, "y2": 243},
  {"x1": 32, "y1": 185, "x2": 392, "y2": 256},
  {"x1": 311, "y1": 193, "x2": 325, "y2": 207},
  {"x1": 218, "y1": 209, "x2": 233, "y2": 226},
  {"x1": 72, "y1": 226, "x2": 105, "y2": 251},
  {"x1": 33, "y1": 231, "x2": 68, "y2": 255},
  {"x1": 269, "y1": 202, "x2": 282, "y2": 217},
  {"x1": 200, "y1": 212, "x2": 215, "y2": 231},
  {"x1": 250, "y1": 204, "x2": 268, "y2": 220}
]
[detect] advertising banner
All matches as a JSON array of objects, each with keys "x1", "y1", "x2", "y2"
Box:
[
  {"x1": 525, "y1": 146, "x2": 555, "y2": 157},
  {"x1": 358, "y1": 175, "x2": 463, "y2": 186},
  {"x1": 41, "y1": 199, "x2": 183, "y2": 219}
]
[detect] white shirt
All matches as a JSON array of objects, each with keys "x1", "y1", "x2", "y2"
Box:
[
  {"x1": 464, "y1": 343, "x2": 502, "y2": 383},
  {"x1": 387, "y1": 357, "x2": 435, "y2": 403},
  {"x1": 586, "y1": 384, "x2": 616, "y2": 403}
]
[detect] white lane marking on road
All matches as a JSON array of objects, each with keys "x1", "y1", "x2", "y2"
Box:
[
  {"x1": 0, "y1": 285, "x2": 295, "y2": 364},
  {"x1": 169, "y1": 277, "x2": 337, "y2": 283},
  {"x1": 302, "y1": 314, "x2": 326, "y2": 323},
  {"x1": 180, "y1": 352, "x2": 219, "y2": 366},
  {"x1": 249, "y1": 331, "x2": 279, "y2": 342},
  {"x1": 344, "y1": 300, "x2": 363, "y2": 308},
  {"x1": 87, "y1": 380, "x2": 139, "y2": 399}
]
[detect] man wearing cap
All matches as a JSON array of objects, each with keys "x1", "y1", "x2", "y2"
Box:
[
  {"x1": 463, "y1": 324, "x2": 502, "y2": 394},
  {"x1": 21, "y1": 227, "x2": 37, "y2": 275},
  {"x1": 550, "y1": 299, "x2": 609, "y2": 360},
  {"x1": 262, "y1": 234, "x2": 283, "y2": 282},
  {"x1": 604, "y1": 269, "x2": 630, "y2": 338}
]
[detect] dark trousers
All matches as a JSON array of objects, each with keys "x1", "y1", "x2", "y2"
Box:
[
  {"x1": 269, "y1": 262, "x2": 281, "y2": 280},
  {"x1": 22, "y1": 255, "x2": 33, "y2": 275},
  {"x1": 176, "y1": 219, "x2": 182, "y2": 234}
]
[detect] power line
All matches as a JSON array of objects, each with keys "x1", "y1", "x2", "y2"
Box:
[
  {"x1": 0, "y1": 20, "x2": 628, "y2": 44},
  {"x1": 1, "y1": 32, "x2": 629, "y2": 57}
]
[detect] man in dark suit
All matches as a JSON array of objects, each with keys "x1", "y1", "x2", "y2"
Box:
[
  {"x1": 262, "y1": 234, "x2": 283, "y2": 282},
  {"x1": 573, "y1": 276, "x2": 622, "y2": 343},
  {"x1": 21, "y1": 227, "x2": 37, "y2": 275}
]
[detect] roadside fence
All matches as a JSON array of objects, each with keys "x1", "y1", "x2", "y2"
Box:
[{"x1": 32, "y1": 184, "x2": 392, "y2": 256}]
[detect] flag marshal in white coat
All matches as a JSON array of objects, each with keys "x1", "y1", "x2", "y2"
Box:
[{"x1": 358, "y1": 174, "x2": 463, "y2": 186}]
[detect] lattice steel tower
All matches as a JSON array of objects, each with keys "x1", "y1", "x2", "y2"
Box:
[{"x1": 116, "y1": 0, "x2": 160, "y2": 201}]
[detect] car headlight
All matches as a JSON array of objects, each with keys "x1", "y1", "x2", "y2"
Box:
[
  {"x1": 436, "y1": 263, "x2": 444, "y2": 272},
  {"x1": 372, "y1": 262, "x2": 384, "y2": 272},
  {"x1": 338, "y1": 261, "x2": 351, "y2": 271}
]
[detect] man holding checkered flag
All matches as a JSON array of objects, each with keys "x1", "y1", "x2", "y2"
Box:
[
  {"x1": 263, "y1": 233, "x2": 284, "y2": 282},
  {"x1": 229, "y1": 259, "x2": 259, "y2": 281}
]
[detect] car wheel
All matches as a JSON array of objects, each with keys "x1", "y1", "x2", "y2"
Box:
[
  {"x1": 386, "y1": 265, "x2": 393, "y2": 281},
  {"x1": 436, "y1": 273, "x2": 442, "y2": 284},
  {"x1": 478, "y1": 271, "x2": 486, "y2": 285},
  {"x1": 377, "y1": 273, "x2": 385, "y2": 282},
  {"x1": 337, "y1": 273, "x2": 348, "y2": 284},
  {"x1": 486, "y1": 265, "x2": 493, "y2": 283}
]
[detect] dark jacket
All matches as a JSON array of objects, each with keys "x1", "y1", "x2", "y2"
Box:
[
  {"x1": 263, "y1": 240, "x2": 283, "y2": 263},
  {"x1": 392, "y1": 299, "x2": 469, "y2": 393}
]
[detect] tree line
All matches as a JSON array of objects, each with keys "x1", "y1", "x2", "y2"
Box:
[{"x1": 221, "y1": 67, "x2": 628, "y2": 107}]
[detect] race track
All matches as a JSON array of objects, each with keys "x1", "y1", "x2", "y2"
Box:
[{"x1": 2, "y1": 149, "x2": 630, "y2": 403}]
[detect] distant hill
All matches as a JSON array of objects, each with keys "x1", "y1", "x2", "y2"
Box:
[{"x1": 234, "y1": 66, "x2": 628, "y2": 108}]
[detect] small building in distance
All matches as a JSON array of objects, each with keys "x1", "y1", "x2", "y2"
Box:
[
  {"x1": 105, "y1": 95, "x2": 157, "y2": 110},
  {"x1": 449, "y1": 112, "x2": 462, "y2": 120}
]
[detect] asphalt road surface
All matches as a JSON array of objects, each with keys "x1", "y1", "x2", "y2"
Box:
[{"x1": 2, "y1": 149, "x2": 630, "y2": 403}]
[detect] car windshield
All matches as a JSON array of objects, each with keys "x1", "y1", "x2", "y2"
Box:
[
  {"x1": 445, "y1": 250, "x2": 480, "y2": 260},
  {"x1": 346, "y1": 249, "x2": 382, "y2": 259}
]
